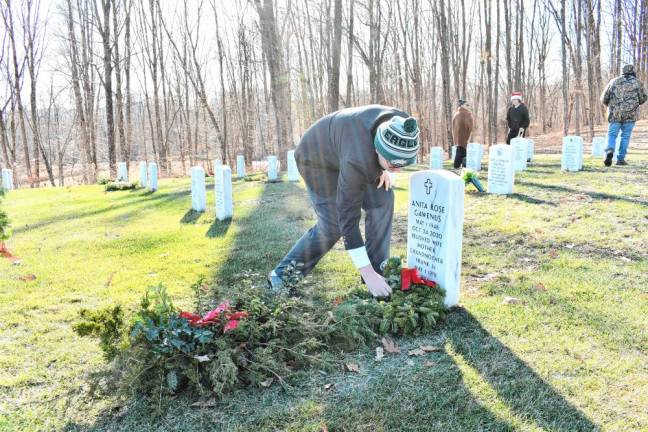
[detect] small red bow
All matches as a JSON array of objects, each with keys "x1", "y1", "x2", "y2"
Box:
[{"x1": 400, "y1": 267, "x2": 437, "y2": 291}]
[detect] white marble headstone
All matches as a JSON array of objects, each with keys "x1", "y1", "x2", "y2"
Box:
[
  {"x1": 487, "y1": 144, "x2": 515, "y2": 194},
  {"x1": 407, "y1": 170, "x2": 464, "y2": 307},
  {"x1": 236, "y1": 155, "x2": 245, "y2": 178},
  {"x1": 561, "y1": 136, "x2": 584, "y2": 172},
  {"x1": 591, "y1": 137, "x2": 605, "y2": 157},
  {"x1": 139, "y1": 162, "x2": 148, "y2": 187},
  {"x1": 527, "y1": 139, "x2": 534, "y2": 161},
  {"x1": 511, "y1": 138, "x2": 528, "y2": 171},
  {"x1": 429, "y1": 147, "x2": 444, "y2": 169},
  {"x1": 287, "y1": 150, "x2": 300, "y2": 181},
  {"x1": 117, "y1": 162, "x2": 128, "y2": 182},
  {"x1": 267, "y1": 155, "x2": 279, "y2": 181},
  {"x1": 191, "y1": 166, "x2": 207, "y2": 212},
  {"x1": 214, "y1": 165, "x2": 233, "y2": 220},
  {"x1": 148, "y1": 162, "x2": 158, "y2": 191},
  {"x1": 2, "y1": 169, "x2": 14, "y2": 191},
  {"x1": 451, "y1": 145, "x2": 457, "y2": 161},
  {"x1": 466, "y1": 143, "x2": 483, "y2": 171}
]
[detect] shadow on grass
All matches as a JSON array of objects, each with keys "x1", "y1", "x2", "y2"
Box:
[
  {"x1": 508, "y1": 192, "x2": 558, "y2": 206},
  {"x1": 206, "y1": 217, "x2": 232, "y2": 238},
  {"x1": 13, "y1": 188, "x2": 191, "y2": 234},
  {"x1": 180, "y1": 209, "x2": 204, "y2": 224},
  {"x1": 210, "y1": 180, "x2": 309, "y2": 288},
  {"x1": 442, "y1": 309, "x2": 599, "y2": 431},
  {"x1": 517, "y1": 180, "x2": 648, "y2": 207}
]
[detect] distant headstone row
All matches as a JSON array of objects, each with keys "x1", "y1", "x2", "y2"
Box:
[{"x1": 2, "y1": 169, "x2": 13, "y2": 191}]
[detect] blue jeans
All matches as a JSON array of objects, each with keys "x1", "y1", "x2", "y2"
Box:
[
  {"x1": 606, "y1": 122, "x2": 635, "y2": 161},
  {"x1": 274, "y1": 186, "x2": 394, "y2": 278}
]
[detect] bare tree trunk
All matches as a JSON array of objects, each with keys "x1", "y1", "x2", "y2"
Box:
[
  {"x1": 2, "y1": 0, "x2": 33, "y2": 187},
  {"x1": 327, "y1": 0, "x2": 343, "y2": 112},
  {"x1": 254, "y1": 0, "x2": 293, "y2": 165},
  {"x1": 112, "y1": 0, "x2": 127, "y2": 170}
]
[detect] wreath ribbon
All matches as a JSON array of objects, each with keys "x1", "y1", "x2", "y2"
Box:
[{"x1": 400, "y1": 267, "x2": 437, "y2": 291}]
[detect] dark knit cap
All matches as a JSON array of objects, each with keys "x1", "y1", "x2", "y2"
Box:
[{"x1": 623, "y1": 64, "x2": 636, "y2": 76}]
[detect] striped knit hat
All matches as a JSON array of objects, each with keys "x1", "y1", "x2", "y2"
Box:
[{"x1": 374, "y1": 116, "x2": 420, "y2": 167}]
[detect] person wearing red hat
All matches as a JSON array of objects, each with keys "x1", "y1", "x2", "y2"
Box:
[{"x1": 506, "y1": 92, "x2": 530, "y2": 144}]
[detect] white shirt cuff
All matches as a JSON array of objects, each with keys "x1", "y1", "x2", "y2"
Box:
[{"x1": 347, "y1": 246, "x2": 371, "y2": 269}]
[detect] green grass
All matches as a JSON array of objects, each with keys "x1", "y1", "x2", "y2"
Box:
[{"x1": 0, "y1": 152, "x2": 647, "y2": 431}]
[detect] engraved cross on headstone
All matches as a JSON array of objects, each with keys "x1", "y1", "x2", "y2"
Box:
[{"x1": 424, "y1": 179, "x2": 433, "y2": 195}]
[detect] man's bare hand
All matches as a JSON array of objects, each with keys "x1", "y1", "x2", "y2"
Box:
[
  {"x1": 360, "y1": 265, "x2": 392, "y2": 297},
  {"x1": 377, "y1": 170, "x2": 392, "y2": 191}
]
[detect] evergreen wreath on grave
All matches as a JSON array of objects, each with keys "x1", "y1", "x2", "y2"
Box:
[
  {"x1": 462, "y1": 168, "x2": 485, "y2": 192},
  {"x1": 74, "y1": 257, "x2": 446, "y2": 404}
]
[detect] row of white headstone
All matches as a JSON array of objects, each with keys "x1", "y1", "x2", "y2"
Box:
[
  {"x1": 189, "y1": 152, "x2": 301, "y2": 219},
  {"x1": 405, "y1": 134, "x2": 617, "y2": 308},
  {"x1": 2, "y1": 169, "x2": 14, "y2": 191}
]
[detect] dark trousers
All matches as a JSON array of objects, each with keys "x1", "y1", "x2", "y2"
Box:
[{"x1": 274, "y1": 186, "x2": 394, "y2": 277}]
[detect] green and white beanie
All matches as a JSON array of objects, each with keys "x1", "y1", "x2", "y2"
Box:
[{"x1": 374, "y1": 116, "x2": 420, "y2": 167}]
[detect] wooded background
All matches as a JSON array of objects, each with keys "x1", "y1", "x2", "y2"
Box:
[{"x1": 0, "y1": 0, "x2": 646, "y2": 187}]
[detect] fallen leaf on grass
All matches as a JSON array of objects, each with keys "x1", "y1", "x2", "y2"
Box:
[
  {"x1": 345, "y1": 363, "x2": 360, "y2": 373},
  {"x1": 194, "y1": 355, "x2": 211, "y2": 362},
  {"x1": 375, "y1": 347, "x2": 384, "y2": 362},
  {"x1": 321, "y1": 425, "x2": 329, "y2": 432},
  {"x1": 381, "y1": 336, "x2": 400, "y2": 353},
  {"x1": 191, "y1": 398, "x2": 217, "y2": 408},
  {"x1": 547, "y1": 249, "x2": 559, "y2": 258},
  {"x1": 105, "y1": 272, "x2": 116, "y2": 287},
  {"x1": 19, "y1": 274, "x2": 36, "y2": 282},
  {"x1": 260, "y1": 378, "x2": 273, "y2": 387},
  {"x1": 424, "y1": 361, "x2": 436, "y2": 368},
  {"x1": 324, "y1": 383, "x2": 334, "y2": 390},
  {"x1": 420, "y1": 345, "x2": 442, "y2": 352},
  {"x1": 533, "y1": 283, "x2": 547, "y2": 292},
  {"x1": 503, "y1": 296, "x2": 524, "y2": 305},
  {"x1": 406, "y1": 359, "x2": 414, "y2": 366},
  {"x1": 408, "y1": 348, "x2": 426, "y2": 357}
]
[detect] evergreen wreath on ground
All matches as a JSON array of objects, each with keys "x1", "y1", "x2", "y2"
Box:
[
  {"x1": 0, "y1": 188, "x2": 9, "y2": 241},
  {"x1": 74, "y1": 257, "x2": 446, "y2": 402}
]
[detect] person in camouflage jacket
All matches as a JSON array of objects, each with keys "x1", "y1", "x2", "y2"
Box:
[{"x1": 601, "y1": 64, "x2": 647, "y2": 166}]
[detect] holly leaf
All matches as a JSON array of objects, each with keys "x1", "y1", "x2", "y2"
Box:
[
  {"x1": 345, "y1": 363, "x2": 360, "y2": 373},
  {"x1": 375, "y1": 347, "x2": 384, "y2": 362},
  {"x1": 381, "y1": 336, "x2": 400, "y2": 353}
]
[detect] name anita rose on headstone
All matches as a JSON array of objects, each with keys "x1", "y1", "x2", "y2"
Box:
[
  {"x1": 429, "y1": 147, "x2": 444, "y2": 169},
  {"x1": 407, "y1": 171, "x2": 464, "y2": 307},
  {"x1": 487, "y1": 144, "x2": 515, "y2": 194}
]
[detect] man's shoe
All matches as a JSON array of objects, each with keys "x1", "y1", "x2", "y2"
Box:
[
  {"x1": 604, "y1": 151, "x2": 614, "y2": 167},
  {"x1": 616, "y1": 159, "x2": 628, "y2": 166},
  {"x1": 267, "y1": 271, "x2": 285, "y2": 293}
]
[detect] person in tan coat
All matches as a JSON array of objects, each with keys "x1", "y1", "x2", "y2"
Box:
[{"x1": 452, "y1": 99, "x2": 474, "y2": 168}]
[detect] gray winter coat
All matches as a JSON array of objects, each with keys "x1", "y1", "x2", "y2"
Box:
[{"x1": 601, "y1": 74, "x2": 647, "y2": 123}]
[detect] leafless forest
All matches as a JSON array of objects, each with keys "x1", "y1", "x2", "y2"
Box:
[{"x1": 0, "y1": 0, "x2": 646, "y2": 187}]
